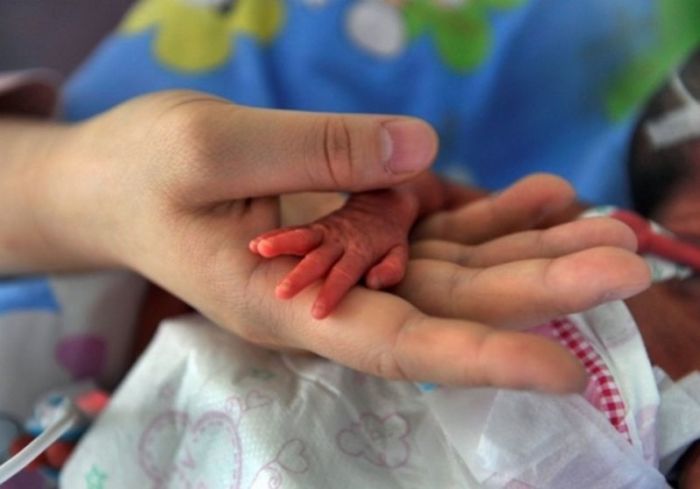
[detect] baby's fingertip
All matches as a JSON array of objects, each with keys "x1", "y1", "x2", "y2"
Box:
[
  {"x1": 248, "y1": 240, "x2": 259, "y2": 253},
  {"x1": 275, "y1": 280, "x2": 293, "y2": 299},
  {"x1": 258, "y1": 240, "x2": 277, "y2": 257},
  {"x1": 311, "y1": 301, "x2": 328, "y2": 319}
]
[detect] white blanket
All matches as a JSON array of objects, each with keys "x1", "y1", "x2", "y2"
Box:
[{"x1": 62, "y1": 306, "x2": 687, "y2": 488}]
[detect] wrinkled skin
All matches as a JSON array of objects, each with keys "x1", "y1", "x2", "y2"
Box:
[{"x1": 249, "y1": 172, "x2": 469, "y2": 318}]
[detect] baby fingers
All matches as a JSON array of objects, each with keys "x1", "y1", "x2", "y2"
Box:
[
  {"x1": 366, "y1": 244, "x2": 409, "y2": 289},
  {"x1": 275, "y1": 243, "x2": 343, "y2": 299},
  {"x1": 249, "y1": 227, "x2": 324, "y2": 257},
  {"x1": 311, "y1": 253, "x2": 372, "y2": 319}
]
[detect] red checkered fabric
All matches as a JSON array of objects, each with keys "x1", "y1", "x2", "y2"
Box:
[{"x1": 544, "y1": 318, "x2": 631, "y2": 442}]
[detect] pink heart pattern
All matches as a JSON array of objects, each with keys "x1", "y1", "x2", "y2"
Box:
[
  {"x1": 55, "y1": 334, "x2": 107, "y2": 379},
  {"x1": 245, "y1": 390, "x2": 273, "y2": 410},
  {"x1": 139, "y1": 410, "x2": 242, "y2": 489},
  {"x1": 139, "y1": 390, "x2": 308, "y2": 488}
]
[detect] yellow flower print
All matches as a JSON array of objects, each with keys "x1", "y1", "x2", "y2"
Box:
[{"x1": 120, "y1": 0, "x2": 285, "y2": 72}]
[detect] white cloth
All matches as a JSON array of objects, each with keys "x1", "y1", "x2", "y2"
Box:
[
  {"x1": 62, "y1": 302, "x2": 673, "y2": 488},
  {"x1": 62, "y1": 315, "x2": 476, "y2": 488},
  {"x1": 655, "y1": 369, "x2": 700, "y2": 474}
]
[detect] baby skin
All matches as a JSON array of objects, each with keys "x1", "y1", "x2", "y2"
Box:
[{"x1": 249, "y1": 172, "x2": 465, "y2": 318}]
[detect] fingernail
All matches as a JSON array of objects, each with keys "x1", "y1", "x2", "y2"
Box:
[
  {"x1": 258, "y1": 241, "x2": 274, "y2": 257},
  {"x1": 275, "y1": 281, "x2": 291, "y2": 298},
  {"x1": 381, "y1": 119, "x2": 437, "y2": 174}
]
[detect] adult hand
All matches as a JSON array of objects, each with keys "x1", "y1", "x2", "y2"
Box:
[
  {"x1": 401, "y1": 174, "x2": 651, "y2": 327},
  {"x1": 22, "y1": 92, "x2": 648, "y2": 392}
]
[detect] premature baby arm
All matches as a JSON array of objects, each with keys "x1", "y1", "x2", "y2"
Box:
[{"x1": 249, "y1": 172, "x2": 459, "y2": 318}]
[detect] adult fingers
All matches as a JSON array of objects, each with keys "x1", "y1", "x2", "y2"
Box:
[
  {"x1": 394, "y1": 247, "x2": 651, "y2": 328},
  {"x1": 314, "y1": 291, "x2": 587, "y2": 391},
  {"x1": 244, "y1": 259, "x2": 586, "y2": 393},
  {"x1": 412, "y1": 174, "x2": 576, "y2": 244},
  {"x1": 411, "y1": 217, "x2": 638, "y2": 268},
  {"x1": 159, "y1": 95, "x2": 438, "y2": 202}
]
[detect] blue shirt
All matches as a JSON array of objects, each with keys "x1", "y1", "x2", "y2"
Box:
[{"x1": 63, "y1": 0, "x2": 699, "y2": 205}]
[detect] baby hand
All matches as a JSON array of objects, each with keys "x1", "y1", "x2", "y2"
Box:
[{"x1": 250, "y1": 189, "x2": 417, "y2": 318}]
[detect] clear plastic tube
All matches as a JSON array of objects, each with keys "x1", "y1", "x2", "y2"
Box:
[{"x1": 0, "y1": 404, "x2": 79, "y2": 484}]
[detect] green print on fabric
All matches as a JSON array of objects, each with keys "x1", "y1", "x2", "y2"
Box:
[
  {"x1": 120, "y1": 0, "x2": 285, "y2": 72},
  {"x1": 403, "y1": 0, "x2": 524, "y2": 72},
  {"x1": 606, "y1": 0, "x2": 700, "y2": 120},
  {"x1": 85, "y1": 465, "x2": 108, "y2": 489}
]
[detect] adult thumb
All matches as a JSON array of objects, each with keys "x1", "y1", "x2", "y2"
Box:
[{"x1": 181, "y1": 103, "x2": 439, "y2": 200}]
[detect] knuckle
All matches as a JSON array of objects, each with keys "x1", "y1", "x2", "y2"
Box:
[
  {"x1": 369, "y1": 312, "x2": 420, "y2": 381},
  {"x1": 149, "y1": 93, "x2": 238, "y2": 197},
  {"x1": 332, "y1": 261, "x2": 359, "y2": 284},
  {"x1": 231, "y1": 320, "x2": 268, "y2": 345},
  {"x1": 320, "y1": 116, "x2": 355, "y2": 187},
  {"x1": 345, "y1": 239, "x2": 369, "y2": 260},
  {"x1": 371, "y1": 349, "x2": 405, "y2": 380},
  {"x1": 159, "y1": 101, "x2": 211, "y2": 151},
  {"x1": 155, "y1": 92, "x2": 234, "y2": 160}
]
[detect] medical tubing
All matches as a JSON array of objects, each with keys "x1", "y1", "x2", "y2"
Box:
[{"x1": 0, "y1": 405, "x2": 79, "y2": 484}]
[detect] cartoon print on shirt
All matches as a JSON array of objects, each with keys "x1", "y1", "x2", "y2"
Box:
[
  {"x1": 299, "y1": 0, "x2": 330, "y2": 7},
  {"x1": 55, "y1": 334, "x2": 108, "y2": 380},
  {"x1": 346, "y1": 0, "x2": 407, "y2": 57},
  {"x1": 346, "y1": 0, "x2": 524, "y2": 71},
  {"x1": 138, "y1": 389, "x2": 309, "y2": 488},
  {"x1": 120, "y1": 0, "x2": 285, "y2": 72},
  {"x1": 605, "y1": 0, "x2": 700, "y2": 119},
  {"x1": 0, "y1": 277, "x2": 77, "y2": 418}
]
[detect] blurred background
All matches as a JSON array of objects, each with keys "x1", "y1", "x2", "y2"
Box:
[{"x1": 0, "y1": 0, "x2": 133, "y2": 76}]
